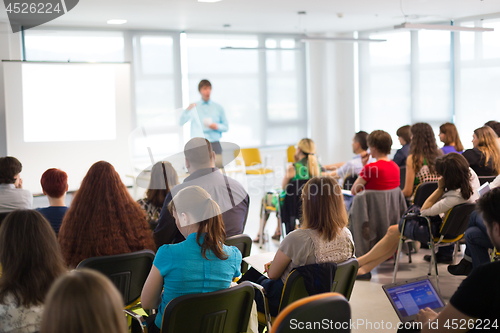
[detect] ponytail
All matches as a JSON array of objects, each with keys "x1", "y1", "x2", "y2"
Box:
[{"x1": 307, "y1": 155, "x2": 320, "y2": 177}]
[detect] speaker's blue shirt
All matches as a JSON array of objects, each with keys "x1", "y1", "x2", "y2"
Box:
[{"x1": 178, "y1": 99, "x2": 228, "y2": 142}]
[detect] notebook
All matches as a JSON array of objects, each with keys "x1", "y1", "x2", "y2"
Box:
[
  {"x1": 382, "y1": 276, "x2": 445, "y2": 323},
  {"x1": 478, "y1": 182, "x2": 491, "y2": 197}
]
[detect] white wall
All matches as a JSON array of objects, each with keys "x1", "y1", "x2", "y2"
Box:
[
  {"x1": 0, "y1": 22, "x2": 23, "y2": 156},
  {"x1": 307, "y1": 33, "x2": 357, "y2": 166}
]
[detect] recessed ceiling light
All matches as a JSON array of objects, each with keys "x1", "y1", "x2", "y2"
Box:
[
  {"x1": 198, "y1": 0, "x2": 222, "y2": 3},
  {"x1": 107, "y1": 19, "x2": 127, "y2": 25}
]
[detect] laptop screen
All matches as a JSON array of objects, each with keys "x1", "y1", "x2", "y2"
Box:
[{"x1": 385, "y1": 279, "x2": 445, "y2": 318}]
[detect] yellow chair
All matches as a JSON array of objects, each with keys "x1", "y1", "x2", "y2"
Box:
[
  {"x1": 286, "y1": 145, "x2": 295, "y2": 163},
  {"x1": 235, "y1": 148, "x2": 274, "y2": 190}
]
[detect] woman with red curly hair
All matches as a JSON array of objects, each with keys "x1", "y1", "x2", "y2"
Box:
[{"x1": 58, "y1": 161, "x2": 155, "y2": 268}]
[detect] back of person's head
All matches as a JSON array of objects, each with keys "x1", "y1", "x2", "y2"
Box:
[
  {"x1": 184, "y1": 138, "x2": 214, "y2": 170},
  {"x1": 439, "y1": 122, "x2": 464, "y2": 152},
  {"x1": 147, "y1": 161, "x2": 179, "y2": 208},
  {"x1": 198, "y1": 79, "x2": 212, "y2": 91},
  {"x1": 488, "y1": 122, "x2": 500, "y2": 139},
  {"x1": 40, "y1": 168, "x2": 68, "y2": 198},
  {"x1": 484, "y1": 120, "x2": 499, "y2": 129},
  {"x1": 168, "y1": 186, "x2": 227, "y2": 260},
  {"x1": 474, "y1": 126, "x2": 500, "y2": 175},
  {"x1": 367, "y1": 130, "x2": 392, "y2": 155},
  {"x1": 0, "y1": 156, "x2": 22, "y2": 185},
  {"x1": 396, "y1": 125, "x2": 411, "y2": 144},
  {"x1": 40, "y1": 269, "x2": 127, "y2": 333},
  {"x1": 0, "y1": 210, "x2": 67, "y2": 307},
  {"x1": 477, "y1": 187, "x2": 500, "y2": 229},
  {"x1": 301, "y1": 177, "x2": 347, "y2": 242},
  {"x1": 58, "y1": 161, "x2": 154, "y2": 267},
  {"x1": 354, "y1": 131, "x2": 369, "y2": 151},
  {"x1": 297, "y1": 138, "x2": 320, "y2": 177},
  {"x1": 435, "y1": 153, "x2": 473, "y2": 200},
  {"x1": 410, "y1": 122, "x2": 441, "y2": 173}
]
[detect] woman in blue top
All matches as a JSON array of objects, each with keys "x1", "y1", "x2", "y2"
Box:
[
  {"x1": 141, "y1": 186, "x2": 242, "y2": 333},
  {"x1": 439, "y1": 122, "x2": 464, "y2": 155}
]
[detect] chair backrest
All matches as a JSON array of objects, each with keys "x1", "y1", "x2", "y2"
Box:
[
  {"x1": 281, "y1": 179, "x2": 309, "y2": 234},
  {"x1": 161, "y1": 281, "x2": 255, "y2": 333},
  {"x1": 478, "y1": 176, "x2": 497, "y2": 186},
  {"x1": 0, "y1": 212, "x2": 10, "y2": 227},
  {"x1": 225, "y1": 234, "x2": 252, "y2": 273},
  {"x1": 412, "y1": 182, "x2": 438, "y2": 207},
  {"x1": 399, "y1": 166, "x2": 406, "y2": 190},
  {"x1": 76, "y1": 250, "x2": 155, "y2": 306},
  {"x1": 343, "y1": 175, "x2": 358, "y2": 190},
  {"x1": 237, "y1": 148, "x2": 262, "y2": 167},
  {"x1": 278, "y1": 258, "x2": 359, "y2": 312},
  {"x1": 287, "y1": 145, "x2": 295, "y2": 163},
  {"x1": 440, "y1": 203, "x2": 477, "y2": 239},
  {"x1": 271, "y1": 293, "x2": 350, "y2": 333}
]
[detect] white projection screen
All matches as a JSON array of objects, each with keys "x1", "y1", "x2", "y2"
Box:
[{"x1": 2, "y1": 62, "x2": 132, "y2": 194}]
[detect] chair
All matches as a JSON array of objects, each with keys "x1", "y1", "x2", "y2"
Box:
[
  {"x1": 0, "y1": 212, "x2": 9, "y2": 227},
  {"x1": 412, "y1": 182, "x2": 438, "y2": 207},
  {"x1": 160, "y1": 281, "x2": 255, "y2": 333},
  {"x1": 76, "y1": 250, "x2": 155, "y2": 308},
  {"x1": 225, "y1": 234, "x2": 252, "y2": 273},
  {"x1": 281, "y1": 179, "x2": 309, "y2": 235},
  {"x1": 256, "y1": 258, "x2": 358, "y2": 331},
  {"x1": 399, "y1": 166, "x2": 406, "y2": 190},
  {"x1": 342, "y1": 175, "x2": 358, "y2": 191},
  {"x1": 286, "y1": 145, "x2": 295, "y2": 163},
  {"x1": 348, "y1": 188, "x2": 407, "y2": 257},
  {"x1": 271, "y1": 293, "x2": 351, "y2": 333},
  {"x1": 393, "y1": 203, "x2": 476, "y2": 288},
  {"x1": 478, "y1": 176, "x2": 497, "y2": 186},
  {"x1": 235, "y1": 148, "x2": 274, "y2": 191}
]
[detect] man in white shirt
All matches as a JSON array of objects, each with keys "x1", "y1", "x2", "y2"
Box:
[
  {"x1": 0, "y1": 156, "x2": 33, "y2": 213},
  {"x1": 324, "y1": 131, "x2": 376, "y2": 187}
]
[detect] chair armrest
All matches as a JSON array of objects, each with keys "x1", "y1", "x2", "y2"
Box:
[
  {"x1": 123, "y1": 309, "x2": 147, "y2": 333},
  {"x1": 247, "y1": 282, "x2": 272, "y2": 332}
]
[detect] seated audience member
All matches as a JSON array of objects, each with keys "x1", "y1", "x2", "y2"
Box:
[
  {"x1": 393, "y1": 125, "x2": 412, "y2": 167},
  {"x1": 416, "y1": 188, "x2": 500, "y2": 333},
  {"x1": 401, "y1": 123, "x2": 442, "y2": 199},
  {"x1": 36, "y1": 168, "x2": 69, "y2": 234},
  {"x1": 324, "y1": 131, "x2": 375, "y2": 186},
  {"x1": 448, "y1": 173, "x2": 500, "y2": 276},
  {"x1": 58, "y1": 161, "x2": 155, "y2": 268},
  {"x1": 439, "y1": 122, "x2": 464, "y2": 154},
  {"x1": 0, "y1": 157, "x2": 32, "y2": 213},
  {"x1": 137, "y1": 161, "x2": 179, "y2": 230},
  {"x1": 141, "y1": 186, "x2": 242, "y2": 333},
  {"x1": 357, "y1": 153, "x2": 480, "y2": 279},
  {"x1": 255, "y1": 138, "x2": 320, "y2": 242},
  {"x1": 351, "y1": 130, "x2": 400, "y2": 195},
  {"x1": 462, "y1": 126, "x2": 500, "y2": 177},
  {"x1": 41, "y1": 269, "x2": 127, "y2": 333},
  {"x1": 0, "y1": 210, "x2": 67, "y2": 333},
  {"x1": 485, "y1": 120, "x2": 500, "y2": 144},
  {"x1": 153, "y1": 138, "x2": 249, "y2": 248},
  {"x1": 240, "y1": 177, "x2": 354, "y2": 316}
]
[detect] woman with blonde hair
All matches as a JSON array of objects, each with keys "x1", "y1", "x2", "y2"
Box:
[
  {"x1": 137, "y1": 161, "x2": 179, "y2": 230},
  {"x1": 241, "y1": 177, "x2": 354, "y2": 316},
  {"x1": 40, "y1": 269, "x2": 127, "y2": 333},
  {"x1": 463, "y1": 126, "x2": 500, "y2": 176},
  {"x1": 141, "y1": 186, "x2": 242, "y2": 333},
  {"x1": 254, "y1": 138, "x2": 321, "y2": 242},
  {"x1": 439, "y1": 122, "x2": 464, "y2": 154},
  {"x1": 0, "y1": 210, "x2": 67, "y2": 333}
]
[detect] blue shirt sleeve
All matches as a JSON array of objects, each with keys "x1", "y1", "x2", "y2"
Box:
[
  {"x1": 216, "y1": 105, "x2": 229, "y2": 133},
  {"x1": 179, "y1": 108, "x2": 193, "y2": 126},
  {"x1": 154, "y1": 244, "x2": 173, "y2": 277}
]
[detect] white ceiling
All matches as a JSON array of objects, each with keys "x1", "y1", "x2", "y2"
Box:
[{"x1": 1, "y1": 0, "x2": 500, "y2": 33}]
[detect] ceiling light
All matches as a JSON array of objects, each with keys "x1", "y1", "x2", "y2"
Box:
[
  {"x1": 198, "y1": 0, "x2": 222, "y2": 2},
  {"x1": 221, "y1": 47, "x2": 302, "y2": 51},
  {"x1": 300, "y1": 35, "x2": 386, "y2": 43},
  {"x1": 107, "y1": 19, "x2": 127, "y2": 25},
  {"x1": 394, "y1": 23, "x2": 494, "y2": 32}
]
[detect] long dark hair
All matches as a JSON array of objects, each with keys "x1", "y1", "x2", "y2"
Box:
[
  {"x1": 146, "y1": 161, "x2": 179, "y2": 208},
  {"x1": 58, "y1": 161, "x2": 155, "y2": 268},
  {"x1": 301, "y1": 177, "x2": 348, "y2": 241},
  {"x1": 410, "y1": 123, "x2": 442, "y2": 173},
  {"x1": 435, "y1": 153, "x2": 473, "y2": 200},
  {"x1": 0, "y1": 210, "x2": 67, "y2": 307},
  {"x1": 440, "y1": 122, "x2": 464, "y2": 152},
  {"x1": 168, "y1": 186, "x2": 228, "y2": 260}
]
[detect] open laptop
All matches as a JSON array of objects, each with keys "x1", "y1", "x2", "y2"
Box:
[{"x1": 382, "y1": 276, "x2": 445, "y2": 323}]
